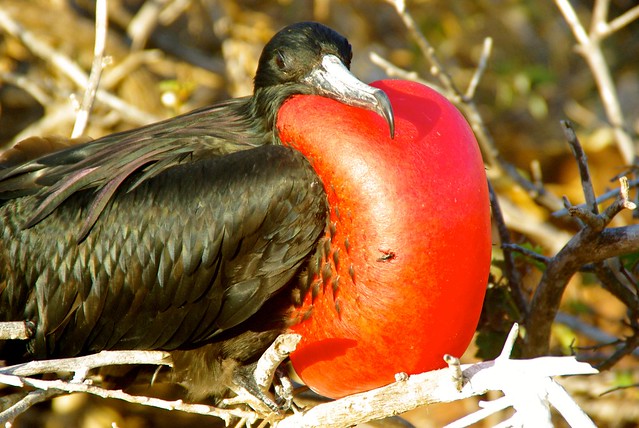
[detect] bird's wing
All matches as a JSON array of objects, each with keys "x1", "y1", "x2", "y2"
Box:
[
  {"x1": 0, "y1": 97, "x2": 265, "y2": 238},
  {"x1": 0, "y1": 145, "x2": 327, "y2": 357}
]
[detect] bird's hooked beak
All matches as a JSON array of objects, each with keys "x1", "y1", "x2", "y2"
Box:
[{"x1": 303, "y1": 54, "x2": 395, "y2": 139}]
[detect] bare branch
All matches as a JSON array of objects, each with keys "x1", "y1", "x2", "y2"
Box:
[
  {"x1": 553, "y1": 0, "x2": 636, "y2": 164},
  {"x1": 383, "y1": 0, "x2": 463, "y2": 101},
  {"x1": 0, "y1": 389, "x2": 61, "y2": 424},
  {"x1": 369, "y1": 52, "x2": 446, "y2": 95},
  {"x1": 0, "y1": 329, "x2": 598, "y2": 427},
  {"x1": 590, "y1": 0, "x2": 610, "y2": 36},
  {"x1": 0, "y1": 372, "x2": 255, "y2": 425},
  {"x1": 554, "y1": 312, "x2": 630, "y2": 353},
  {"x1": 254, "y1": 334, "x2": 301, "y2": 391},
  {"x1": 0, "y1": 321, "x2": 31, "y2": 340},
  {"x1": 597, "y1": 331, "x2": 639, "y2": 371},
  {"x1": 598, "y1": 5, "x2": 639, "y2": 39},
  {"x1": 0, "y1": 9, "x2": 159, "y2": 127},
  {"x1": 561, "y1": 121, "x2": 599, "y2": 214},
  {"x1": 71, "y1": 0, "x2": 109, "y2": 138},
  {"x1": 464, "y1": 37, "x2": 493, "y2": 101},
  {"x1": 553, "y1": 177, "x2": 639, "y2": 218},
  {"x1": 501, "y1": 243, "x2": 551, "y2": 266},
  {"x1": 276, "y1": 326, "x2": 597, "y2": 428},
  {"x1": 0, "y1": 350, "x2": 172, "y2": 377},
  {"x1": 524, "y1": 223, "x2": 639, "y2": 357},
  {"x1": 489, "y1": 183, "x2": 529, "y2": 317},
  {"x1": 497, "y1": 322, "x2": 520, "y2": 359},
  {"x1": 128, "y1": 0, "x2": 165, "y2": 50}
]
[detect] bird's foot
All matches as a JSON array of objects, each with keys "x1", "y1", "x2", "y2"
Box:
[
  {"x1": 225, "y1": 362, "x2": 298, "y2": 413},
  {"x1": 223, "y1": 334, "x2": 302, "y2": 413},
  {"x1": 225, "y1": 362, "x2": 281, "y2": 412}
]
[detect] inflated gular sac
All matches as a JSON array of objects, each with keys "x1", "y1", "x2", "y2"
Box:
[{"x1": 278, "y1": 79, "x2": 492, "y2": 399}]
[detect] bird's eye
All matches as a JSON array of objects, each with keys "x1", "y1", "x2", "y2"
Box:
[{"x1": 275, "y1": 51, "x2": 287, "y2": 71}]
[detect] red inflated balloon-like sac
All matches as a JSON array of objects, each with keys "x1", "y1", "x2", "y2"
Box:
[{"x1": 277, "y1": 79, "x2": 492, "y2": 399}]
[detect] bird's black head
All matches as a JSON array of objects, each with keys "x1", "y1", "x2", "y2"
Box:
[
  {"x1": 252, "y1": 22, "x2": 394, "y2": 138},
  {"x1": 254, "y1": 22, "x2": 352, "y2": 89}
]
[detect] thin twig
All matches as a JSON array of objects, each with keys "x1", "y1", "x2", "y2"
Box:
[
  {"x1": 71, "y1": 0, "x2": 108, "y2": 138},
  {"x1": 561, "y1": 120, "x2": 599, "y2": 214},
  {"x1": 0, "y1": 389, "x2": 62, "y2": 424},
  {"x1": 254, "y1": 334, "x2": 301, "y2": 391},
  {"x1": 0, "y1": 8, "x2": 159, "y2": 126},
  {"x1": 501, "y1": 243, "x2": 551, "y2": 266},
  {"x1": 0, "y1": 321, "x2": 31, "y2": 340},
  {"x1": 598, "y1": 5, "x2": 639, "y2": 39},
  {"x1": 383, "y1": 0, "x2": 463, "y2": 101},
  {"x1": 369, "y1": 52, "x2": 446, "y2": 94},
  {"x1": 597, "y1": 331, "x2": 639, "y2": 371},
  {"x1": 489, "y1": 183, "x2": 529, "y2": 318},
  {"x1": 553, "y1": 178, "x2": 639, "y2": 218},
  {"x1": 128, "y1": 0, "x2": 165, "y2": 50},
  {"x1": 0, "y1": 350, "x2": 172, "y2": 376},
  {"x1": 591, "y1": 0, "x2": 610, "y2": 36},
  {"x1": 0, "y1": 373, "x2": 256, "y2": 425},
  {"x1": 497, "y1": 323, "x2": 520, "y2": 360},
  {"x1": 464, "y1": 37, "x2": 493, "y2": 101},
  {"x1": 554, "y1": 312, "x2": 639, "y2": 358},
  {"x1": 553, "y1": 0, "x2": 636, "y2": 164}
]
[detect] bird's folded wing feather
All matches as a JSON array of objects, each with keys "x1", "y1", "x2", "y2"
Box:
[
  {"x1": 0, "y1": 144, "x2": 327, "y2": 358},
  {"x1": 0, "y1": 97, "x2": 266, "y2": 235}
]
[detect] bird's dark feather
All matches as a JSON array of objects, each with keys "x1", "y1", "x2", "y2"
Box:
[
  {"x1": 0, "y1": 145, "x2": 327, "y2": 359},
  {"x1": 0, "y1": 98, "x2": 268, "y2": 236}
]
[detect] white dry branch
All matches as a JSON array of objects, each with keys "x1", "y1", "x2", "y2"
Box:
[
  {"x1": 0, "y1": 325, "x2": 598, "y2": 427},
  {"x1": 221, "y1": 334, "x2": 301, "y2": 413},
  {"x1": 255, "y1": 334, "x2": 301, "y2": 391},
  {"x1": 274, "y1": 324, "x2": 597, "y2": 428},
  {"x1": 0, "y1": 322, "x2": 31, "y2": 341},
  {"x1": 0, "y1": 8, "x2": 159, "y2": 131},
  {"x1": 0, "y1": 349, "x2": 256, "y2": 425},
  {"x1": 0, "y1": 350, "x2": 172, "y2": 377},
  {"x1": 553, "y1": 0, "x2": 639, "y2": 164},
  {"x1": 71, "y1": 0, "x2": 109, "y2": 138}
]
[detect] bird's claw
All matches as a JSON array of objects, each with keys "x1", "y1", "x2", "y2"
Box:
[{"x1": 226, "y1": 363, "x2": 294, "y2": 413}]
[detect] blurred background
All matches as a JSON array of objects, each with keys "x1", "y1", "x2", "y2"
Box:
[{"x1": 1, "y1": 0, "x2": 639, "y2": 426}]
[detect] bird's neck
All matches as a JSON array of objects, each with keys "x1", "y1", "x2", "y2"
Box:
[{"x1": 250, "y1": 84, "x2": 314, "y2": 145}]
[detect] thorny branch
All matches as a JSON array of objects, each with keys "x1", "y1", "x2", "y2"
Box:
[{"x1": 522, "y1": 122, "x2": 639, "y2": 357}]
